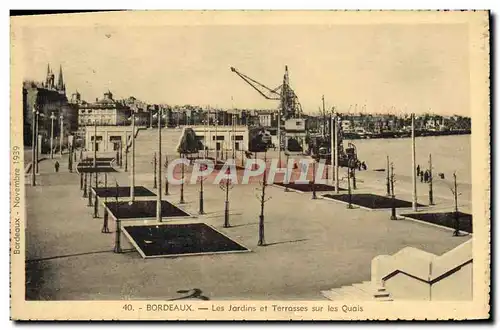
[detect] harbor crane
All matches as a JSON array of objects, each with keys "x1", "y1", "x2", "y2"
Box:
[
  {"x1": 230, "y1": 65, "x2": 305, "y2": 161},
  {"x1": 230, "y1": 66, "x2": 303, "y2": 120}
]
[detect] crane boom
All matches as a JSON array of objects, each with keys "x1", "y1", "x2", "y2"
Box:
[{"x1": 230, "y1": 67, "x2": 281, "y2": 101}]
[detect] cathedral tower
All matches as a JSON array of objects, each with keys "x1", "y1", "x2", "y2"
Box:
[{"x1": 57, "y1": 65, "x2": 65, "y2": 93}]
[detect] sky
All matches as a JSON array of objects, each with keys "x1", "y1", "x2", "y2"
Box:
[{"x1": 16, "y1": 14, "x2": 470, "y2": 116}]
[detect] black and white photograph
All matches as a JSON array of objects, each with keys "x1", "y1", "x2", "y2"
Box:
[{"x1": 9, "y1": 10, "x2": 490, "y2": 320}]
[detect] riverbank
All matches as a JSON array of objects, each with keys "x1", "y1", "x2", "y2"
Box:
[{"x1": 343, "y1": 129, "x2": 471, "y2": 140}]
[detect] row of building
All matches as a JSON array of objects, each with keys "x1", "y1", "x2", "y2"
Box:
[{"x1": 23, "y1": 64, "x2": 471, "y2": 151}]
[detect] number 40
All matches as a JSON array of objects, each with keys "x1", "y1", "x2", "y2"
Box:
[{"x1": 123, "y1": 304, "x2": 133, "y2": 311}]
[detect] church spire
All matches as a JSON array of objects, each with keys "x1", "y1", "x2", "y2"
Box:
[
  {"x1": 45, "y1": 63, "x2": 51, "y2": 86},
  {"x1": 57, "y1": 65, "x2": 65, "y2": 91}
]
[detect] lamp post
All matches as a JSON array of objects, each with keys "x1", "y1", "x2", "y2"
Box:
[
  {"x1": 50, "y1": 112, "x2": 56, "y2": 159},
  {"x1": 153, "y1": 152, "x2": 157, "y2": 189},
  {"x1": 164, "y1": 155, "x2": 169, "y2": 196},
  {"x1": 59, "y1": 114, "x2": 64, "y2": 156},
  {"x1": 87, "y1": 171, "x2": 92, "y2": 207},
  {"x1": 203, "y1": 117, "x2": 208, "y2": 159},
  {"x1": 113, "y1": 182, "x2": 122, "y2": 253},
  {"x1": 93, "y1": 120, "x2": 98, "y2": 218},
  {"x1": 68, "y1": 143, "x2": 73, "y2": 173},
  {"x1": 124, "y1": 144, "x2": 128, "y2": 172},
  {"x1": 334, "y1": 114, "x2": 339, "y2": 193},
  {"x1": 219, "y1": 170, "x2": 234, "y2": 228},
  {"x1": 453, "y1": 172, "x2": 459, "y2": 236},
  {"x1": 411, "y1": 113, "x2": 418, "y2": 211},
  {"x1": 35, "y1": 112, "x2": 43, "y2": 175},
  {"x1": 199, "y1": 165, "x2": 205, "y2": 214},
  {"x1": 118, "y1": 140, "x2": 123, "y2": 168},
  {"x1": 214, "y1": 110, "x2": 219, "y2": 164},
  {"x1": 277, "y1": 109, "x2": 281, "y2": 168},
  {"x1": 31, "y1": 107, "x2": 37, "y2": 186},
  {"x1": 83, "y1": 173, "x2": 88, "y2": 197},
  {"x1": 428, "y1": 153, "x2": 434, "y2": 205},
  {"x1": 330, "y1": 112, "x2": 334, "y2": 186},
  {"x1": 180, "y1": 153, "x2": 185, "y2": 204},
  {"x1": 285, "y1": 154, "x2": 290, "y2": 192},
  {"x1": 150, "y1": 107, "x2": 153, "y2": 129},
  {"x1": 386, "y1": 155, "x2": 391, "y2": 196},
  {"x1": 232, "y1": 114, "x2": 236, "y2": 160},
  {"x1": 311, "y1": 159, "x2": 317, "y2": 200},
  {"x1": 130, "y1": 113, "x2": 136, "y2": 203},
  {"x1": 156, "y1": 108, "x2": 162, "y2": 222}
]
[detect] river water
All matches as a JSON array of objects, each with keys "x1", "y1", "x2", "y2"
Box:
[{"x1": 345, "y1": 135, "x2": 471, "y2": 184}]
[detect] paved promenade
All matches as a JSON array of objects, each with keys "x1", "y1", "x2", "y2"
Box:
[{"x1": 25, "y1": 149, "x2": 470, "y2": 300}]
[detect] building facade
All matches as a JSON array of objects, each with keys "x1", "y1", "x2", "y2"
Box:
[
  {"x1": 191, "y1": 125, "x2": 249, "y2": 152},
  {"x1": 22, "y1": 64, "x2": 77, "y2": 148},
  {"x1": 84, "y1": 125, "x2": 134, "y2": 152},
  {"x1": 78, "y1": 91, "x2": 132, "y2": 127}
]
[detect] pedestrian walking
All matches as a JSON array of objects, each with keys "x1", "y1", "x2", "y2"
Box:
[
  {"x1": 54, "y1": 161, "x2": 60, "y2": 173},
  {"x1": 420, "y1": 171, "x2": 424, "y2": 182},
  {"x1": 423, "y1": 170, "x2": 429, "y2": 183},
  {"x1": 417, "y1": 165, "x2": 421, "y2": 176}
]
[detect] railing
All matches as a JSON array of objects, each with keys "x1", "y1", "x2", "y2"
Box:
[{"x1": 371, "y1": 240, "x2": 472, "y2": 300}]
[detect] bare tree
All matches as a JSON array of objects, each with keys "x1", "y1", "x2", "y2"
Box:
[
  {"x1": 443, "y1": 172, "x2": 461, "y2": 236},
  {"x1": 255, "y1": 151, "x2": 271, "y2": 246},
  {"x1": 390, "y1": 162, "x2": 397, "y2": 220}
]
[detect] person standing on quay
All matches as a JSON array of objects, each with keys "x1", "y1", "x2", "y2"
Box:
[
  {"x1": 54, "y1": 161, "x2": 60, "y2": 173},
  {"x1": 416, "y1": 164, "x2": 421, "y2": 176}
]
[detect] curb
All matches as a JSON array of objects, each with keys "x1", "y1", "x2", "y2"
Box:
[{"x1": 399, "y1": 215, "x2": 472, "y2": 236}]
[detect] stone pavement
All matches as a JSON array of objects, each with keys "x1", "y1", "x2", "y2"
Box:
[{"x1": 25, "y1": 149, "x2": 470, "y2": 300}]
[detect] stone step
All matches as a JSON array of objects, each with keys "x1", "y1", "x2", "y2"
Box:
[
  {"x1": 322, "y1": 281, "x2": 394, "y2": 302},
  {"x1": 352, "y1": 282, "x2": 373, "y2": 294},
  {"x1": 362, "y1": 281, "x2": 387, "y2": 292},
  {"x1": 352, "y1": 283, "x2": 391, "y2": 298},
  {"x1": 321, "y1": 289, "x2": 343, "y2": 301},
  {"x1": 360, "y1": 283, "x2": 392, "y2": 300},
  {"x1": 338, "y1": 285, "x2": 371, "y2": 300}
]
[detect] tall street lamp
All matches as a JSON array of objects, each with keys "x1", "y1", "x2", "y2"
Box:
[
  {"x1": 130, "y1": 113, "x2": 136, "y2": 203},
  {"x1": 93, "y1": 120, "x2": 99, "y2": 218},
  {"x1": 35, "y1": 112, "x2": 44, "y2": 175},
  {"x1": 199, "y1": 164, "x2": 206, "y2": 214},
  {"x1": 164, "y1": 155, "x2": 169, "y2": 196},
  {"x1": 152, "y1": 152, "x2": 157, "y2": 189},
  {"x1": 219, "y1": 170, "x2": 234, "y2": 228},
  {"x1": 156, "y1": 108, "x2": 162, "y2": 222},
  {"x1": 232, "y1": 114, "x2": 236, "y2": 160},
  {"x1": 50, "y1": 112, "x2": 56, "y2": 159},
  {"x1": 31, "y1": 107, "x2": 38, "y2": 186},
  {"x1": 214, "y1": 108, "x2": 219, "y2": 163},
  {"x1": 59, "y1": 113, "x2": 64, "y2": 156}
]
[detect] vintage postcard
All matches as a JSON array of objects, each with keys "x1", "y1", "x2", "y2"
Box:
[{"x1": 10, "y1": 10, "x2": 490, "y2": 320}]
